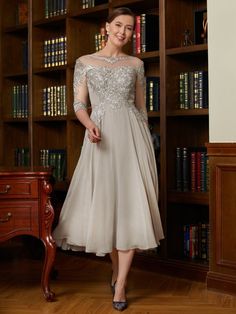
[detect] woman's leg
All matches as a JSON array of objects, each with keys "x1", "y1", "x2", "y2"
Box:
[
  {"x1": 113, "y1": 249, "x2": 135, "y2": 301},
  {"x1": 109, "y1": 248, "x2": 118, "y2": 285}
]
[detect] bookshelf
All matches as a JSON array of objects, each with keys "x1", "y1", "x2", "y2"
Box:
[
  {"x1": 0, "y1": 0, "x2": 209, "y2": 280},
  {"x1": 165, "y1": 0, "x2": 209, "y2": 275}
]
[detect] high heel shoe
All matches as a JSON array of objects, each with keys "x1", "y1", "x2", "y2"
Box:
[
  {"x1": 112, "y1": 283, "x2": 128, "y2": 311},
  {"x1": 112, "y1": 300, "x2": 128, "y2": 311}
]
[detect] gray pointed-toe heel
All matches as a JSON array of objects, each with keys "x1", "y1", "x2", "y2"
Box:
[{"x1": 112, "y1": 300, "x2": 128, "y2": 311}]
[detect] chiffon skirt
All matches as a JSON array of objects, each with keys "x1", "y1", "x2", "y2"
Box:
[{"x1": 53, "y1": 106, "x2": 164, "y2": 256}]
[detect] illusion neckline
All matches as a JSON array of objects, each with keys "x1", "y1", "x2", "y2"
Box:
[
  {"x1": 90, "y1": 53, "x2": 130, "y2": 59},
  {"x1": 89, "y1": 54, "x2": 131, "y2": 63}
]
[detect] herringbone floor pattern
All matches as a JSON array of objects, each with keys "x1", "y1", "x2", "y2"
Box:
[{"x1": 0, "y1": 241, "x2": 236, "y2": 314}]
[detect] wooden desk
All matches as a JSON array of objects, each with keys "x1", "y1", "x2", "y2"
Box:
[{"x1": 0, "y1": 169, "x2": 56, "y2": 301}]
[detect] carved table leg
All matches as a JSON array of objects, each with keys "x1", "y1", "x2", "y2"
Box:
[
  {"x1": 41, "y1": 235, "x2": 56, "y2": 301},
  {"x1": 41, "y1": 179, "x2": 56, "y2": 302}
]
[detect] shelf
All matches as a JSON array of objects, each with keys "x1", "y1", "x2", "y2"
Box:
[
  {"x1": 148, "y1": 111, "x2": 160, "y2": 118},
  {"x1": 2, "y1": 118, "x2": 28, "y2": 124},
  {"x1": 33, "y1": 15, "x2": 67, "y2": 27},
  {"x1": 33, "y1": 116, "x2": 67, "y2": 122},
  {"x1": 166, "y1": 44, "x2": 208, "y2": 56},
  {"x1": 71, "y1": 4, "x2": 109, "y2": 18},
  {"x1": 3, "y1": 24, "x2": 28, "y2": 34},
  {"x1": 112, "y1": 0, "x2": 157, "y2": 11},
  {"x1": 168, "y1": 191, "x2": 209, "y2": 205},
  {"x1": 135, "y1": 50, "x2": 160, "y2": 62},
  {"x1": 167, "y1": 109, "x2": 208, "y2": 117},
  {"x1": 33, "y1": 65, "x2": 67, "y2": 75},
  {"x1": 4, "y1": 72, "x2": 28, "y2": 79}
]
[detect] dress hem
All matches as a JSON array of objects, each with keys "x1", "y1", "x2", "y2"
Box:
[{"x1": 55, "y1": 238, "x2": 163, "y2": 257}]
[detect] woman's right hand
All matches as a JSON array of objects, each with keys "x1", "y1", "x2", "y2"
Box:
[{"x1": 87, "y1": 122, "x2": 101, "y2": 143}]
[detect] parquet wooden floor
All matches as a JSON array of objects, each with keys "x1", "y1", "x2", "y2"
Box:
[{"x1": 0, "y1": 241, "x2": 236, "y2": 314}]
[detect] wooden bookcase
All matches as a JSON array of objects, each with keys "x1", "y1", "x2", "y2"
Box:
[{"x1": 0, "y1": 0, "x2": 209, "y2": 280}]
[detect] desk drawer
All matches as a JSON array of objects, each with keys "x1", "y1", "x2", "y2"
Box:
[
  {"x1": 0, "y1": 179, "x2": 38, "y2": 199},
  {"x1": 0, "y1": 201, "x2": 39, "y2": 239}
]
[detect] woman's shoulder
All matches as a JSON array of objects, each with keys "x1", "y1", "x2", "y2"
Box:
[
  {"x1": 75, "y1": 54, "x2": 92, "y2": 65},
  {"x1": 127, "y1": 55, "x2": 143, "y2": 64},
  {"x1": 125, "y1": 55, "x2": 144, "y2": 69}
]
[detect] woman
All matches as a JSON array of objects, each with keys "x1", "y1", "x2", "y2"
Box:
[{"x1": 53, "y1": 7, "x2": 164, "y2": 311}]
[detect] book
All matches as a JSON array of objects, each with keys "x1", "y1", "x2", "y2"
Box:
[
  {"x1": 45, "y1": 0, "x2": 66, "y2": 18},
  {"x1": 43, "y1": 36, "x2": 67, "y2": 68},
  {"x1": 135, "y1": 15, "x2": 141, "y2": 54},
  {"x1": 14, "y1": 147, "x2": 30, "y2": 166},
  {"x1": 179, "y1": 70, "x2": 208, "y2": 109},
  {"x1": 183, "y1": 223, "x2": 209, "y2": 260},
  {"x1": 40, "y1": 149, "x2": 66, "y2": 181},
  {"x1": 134, "y1": 14, "x2": 159, "y2": 54},
  {"x1": 146, "y1": 77, "x2": 160, "y2": 112},
  {"x1": 16, "y1": 1, "x2": 28, "y2": 25},
  {"x1": 176, "y1": 147, "x2": 208, "y2": 192},
  {"x1": 42, "y1": 85, "x2": 67, "y2": 116},
  {"x1": 140, "y1": 14, "x2": 159, "y2": 53},
  {"x1": 12, "y1": 84, "x2": 28, "y2": 118}
]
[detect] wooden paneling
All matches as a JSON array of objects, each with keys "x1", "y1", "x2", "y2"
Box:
[{"x1": 207, "y1": 143, "x2": 236, "y2": 295}]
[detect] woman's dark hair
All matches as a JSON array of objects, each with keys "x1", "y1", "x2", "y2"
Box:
[{"x1": 107, "y1": 7, "x2": 136, "y2": 29}]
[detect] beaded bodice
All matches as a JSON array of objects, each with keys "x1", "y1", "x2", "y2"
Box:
[{"x1": 73, "y1": 54, "x2": 147, "y2": 125}]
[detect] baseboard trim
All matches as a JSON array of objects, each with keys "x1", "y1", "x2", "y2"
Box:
[{"x1": 207, "y1": 271, "x2": 236, "y2": 295}]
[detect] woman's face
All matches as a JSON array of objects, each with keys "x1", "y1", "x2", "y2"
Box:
[{"x1": 106, "y1": 14, "x2": 134, "y2": 48}]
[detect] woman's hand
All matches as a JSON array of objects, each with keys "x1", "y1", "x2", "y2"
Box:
[{"x1": 87, "y1": 123, "x2": 101, "y2": 143}]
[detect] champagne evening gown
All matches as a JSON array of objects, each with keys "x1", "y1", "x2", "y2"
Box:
[{"x1": 53, "y1": 54, "x2": 164, "y2": 256}]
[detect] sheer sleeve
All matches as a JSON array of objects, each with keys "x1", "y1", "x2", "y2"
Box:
[
  {"x1": 135, "y1": 61, "x2": 148, "y2": 123},
  {"x1": 73, "y1": 59, "x2": 89, "y2": 113}
]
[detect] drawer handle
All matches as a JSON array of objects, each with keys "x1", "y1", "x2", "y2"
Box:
[
  {"x1": 0, "y1": 185, "x2": 11, "y2": 194},
  {"x1": 0, "y1": 212, "x2": 12, "y2": 223}
]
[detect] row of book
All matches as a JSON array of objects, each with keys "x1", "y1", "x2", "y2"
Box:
[
  {"x1": 133, "y1": 14, "x2": 159, "y2": 54},
  {"x1": 12, "y1": 85, "x2": 28, "y2": 118},
  {"x1": 43, "y1": 36, "x2": 67, "y2": 68},
  {"x1": 179, "y1": 70, "x2": 208, "y2": 109},
  {"x1": 45, "y1": 0, "x2": 67, "y2": 18},
  {"x1": 146, "y1": 77, "x2": 160, "y2": 112},
  {"x1": 14, "y1": 147, "x2": 30, "y2": 166},
  {"x1": 43, "y1": 85, "x2": 67, "y2": 116},
  {"x1": 183, "y1": 223, "x2": 209, "y2": 260},
  {"x1": 40, "y1": 149, "x2": 66, "y2": 182},
  {"x1": 176, "y1": 147, "x2": 209, "y2": 192},
  {"x1": 82, "y1": 0, "x2": 107, "y2": 9},
  {"x1": 94, "y1": 27, "x2": 106, "y2": 52}
]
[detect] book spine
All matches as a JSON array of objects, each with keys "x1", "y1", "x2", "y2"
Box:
[
  {"x1": 198, "y1": 71, "x2": 203, "y2": 109},
  {"x1": 176, "y1": 147, "x2": 182, "y2": 191},
  {"x1": 135, "y1": 15, "x2": 141, "y2": 54},
  {"x1": 196, "y1": 151, "x2": 201, "y2": 191},
  {"x1": 203, "y1": 71, "x2": 209, "y2": 108},
  {"x1": 193, "y1": 71, "x2": 199, "y2": 108},
  {"x1": 183, "y1": 72, "x2": 189, "y2": 109},
  {"x1": 141, "y1": 14, "x2": 146, "y2": 53},
  {"x1": 179, "y1": 72, "x2": 185, "y2": 109},
  {"x1": 182, "y1": 147, "x2": 189, "y2": 191},
  {"x1": 190, "y1": 151, "x2": 196, "y2": 192},
  {"x1": 45, "y1": 0, "x2": 49, "y2": 18},
  {"x1": 188, "y1": 71, "x2": 194, "y2": 109},
  {"x1": 12, "y1": 85, "x2": 17, "y2": 118}
]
